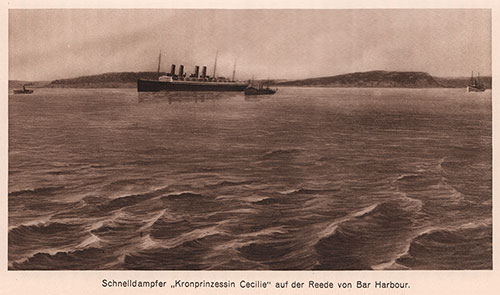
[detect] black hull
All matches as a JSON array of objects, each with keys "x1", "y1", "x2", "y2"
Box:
[
  {"x1": 137, "y1": 79, "x2": 248, "y2": 92},
  {"x1": 13, "y1": 90, "x2": 33, "y2": 94},
  {"x1": 244, "y1": 87, "x2": 277, "y2": 96}
]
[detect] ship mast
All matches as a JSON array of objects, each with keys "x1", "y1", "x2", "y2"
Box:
[
  {"x1": 157, "y1": 50, "x2": 162, "y2": 80},
  {"x1": 470, "y1": 71, "x2": 476, "y2": 87},
  {"x1": 213, "y1": 50, "x2": 218, "y2": 78},
  {"x1": 232, "y1": 59, "x2": 237, "y2": 82}
]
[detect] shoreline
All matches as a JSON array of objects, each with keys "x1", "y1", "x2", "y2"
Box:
[{"x1": 9, "y1": 84, "x2": 491, "y2": 90}]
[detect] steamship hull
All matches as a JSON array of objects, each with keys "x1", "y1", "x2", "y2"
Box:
[{"x1": 137, "y1": 79, "x2": 248, "y2": 92}]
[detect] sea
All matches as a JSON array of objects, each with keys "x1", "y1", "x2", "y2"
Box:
[{"x1": 8, "y1": 87, "x2": 492, "y2": 270}]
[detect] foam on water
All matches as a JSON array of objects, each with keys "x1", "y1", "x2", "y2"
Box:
[{"x1": 8, "y1": 87, "x2": 491, "y2": 270}]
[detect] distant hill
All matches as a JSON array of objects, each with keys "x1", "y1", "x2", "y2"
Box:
[
  {"x1": 11, "y1": 70, "x2": 491, "y2": 89},
  {"x1": 9, "y1": 80, "x2": 51, "y2": 89},
  {"x1": 276, "y1": 71, "x2": 444, "y2": 88},
  {"x1": 46, "y1": 72, "x2": 166, "y2": 88}
]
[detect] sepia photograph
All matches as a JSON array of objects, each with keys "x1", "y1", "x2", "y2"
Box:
[{"x1": 7, "y1": 8, "x2": 492, "y2": 273}]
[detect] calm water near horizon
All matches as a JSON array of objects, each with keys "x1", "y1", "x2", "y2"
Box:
[{"x1": 8, "y1": 87, "x2": 491, "y2": 270}]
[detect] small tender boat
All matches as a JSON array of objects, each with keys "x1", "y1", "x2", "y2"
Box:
[
  {"x1": 244, "y1": 86, "x2": 277, "y2": 95},
  {"x1": 244, "y1": 79, "x2": 277, "y2": 96},
  {"x1": 13, "y1": 85, "x2": 33, "y2": 94}
]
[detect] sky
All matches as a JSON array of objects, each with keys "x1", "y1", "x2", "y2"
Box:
[{"x1": 9, "y1": 9, "x2": 491, "y2": 81}]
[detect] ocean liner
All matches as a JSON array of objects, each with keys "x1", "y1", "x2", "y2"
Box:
[{"x1": 137, "y1": 52, "x2": 248, "y2": 92}]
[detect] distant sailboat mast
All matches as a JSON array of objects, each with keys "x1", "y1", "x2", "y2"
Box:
[
  {"x1": 157, "y1": 51, "x2": 162, "y2": 80},
  {"x1": 213, "y1": 50, "x2": 218, "y2": 78},
  {"x1": 232, "y1": 59, "x2": 237, "y2": 82}
]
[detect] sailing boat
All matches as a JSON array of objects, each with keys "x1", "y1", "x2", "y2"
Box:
[{"x1": 467, "y1": 71, "x2": 486, "y2": 92}]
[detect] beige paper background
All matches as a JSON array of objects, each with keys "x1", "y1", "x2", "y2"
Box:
[{"x1": 1, "y1": 1, "x2": 498, "y2": 294}]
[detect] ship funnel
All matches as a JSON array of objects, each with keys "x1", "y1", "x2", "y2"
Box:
[
  {"x1": 170, "y1": 64, "x2": 176, "y2": 76},
  {"x1": 194, "y1": 66, "x2": 199, "y2": 78},
  {"x1": 202, "y1": 66, "x2": 207, "y2": 78},
  {"x1": 179, "y1": 65, "x2": 184, "y2": 78}
]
